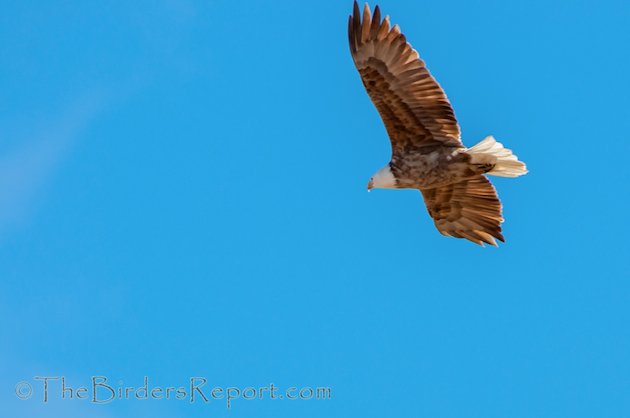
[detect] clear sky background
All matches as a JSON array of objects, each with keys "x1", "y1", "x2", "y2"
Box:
[{"x1": 1, "y1": 0, "x2": 629, "y2": 417}]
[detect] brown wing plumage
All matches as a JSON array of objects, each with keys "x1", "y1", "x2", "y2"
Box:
[
  {"x1": 420, "y1": 176, "x2": 505, "y2": 246},
  {"x1": 348, "y1": 1, "x2": 462, "y2": 155}
]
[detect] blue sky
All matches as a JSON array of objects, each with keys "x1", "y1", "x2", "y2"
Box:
[{"x1": 1, "y1": 0, "x2": 629, "y2": 417}]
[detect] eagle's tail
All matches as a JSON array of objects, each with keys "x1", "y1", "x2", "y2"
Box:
[{"x1": 468, "y1": 136, "x2": 528, "y2": 178}]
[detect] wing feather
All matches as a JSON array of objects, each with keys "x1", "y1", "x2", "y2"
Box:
[
  {"x1": 349, "y1": 1, "x2": 462, "y2": 155},
  {"x1": 370, "y1": 6, "x2": 381, "y2": 40},
  {"x1": 420, "y1": 176, "x2": 505, "y2": 246}
]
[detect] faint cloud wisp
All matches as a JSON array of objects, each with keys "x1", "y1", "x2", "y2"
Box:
[{"x1": 0, "y1": 94, "x2": 104, "y2": 236}]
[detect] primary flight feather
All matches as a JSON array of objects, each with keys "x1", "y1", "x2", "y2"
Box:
[{"x1": 348, "y1": 1, "x2": 527, "y2": 246}]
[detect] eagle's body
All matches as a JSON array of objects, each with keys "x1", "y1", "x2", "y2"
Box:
[
  {"x1": 349, "y1": 2, "x2": 527, "y2": 246},
  {"x1": 389, "y1": 148, "x2": 486, "y2": 189}
]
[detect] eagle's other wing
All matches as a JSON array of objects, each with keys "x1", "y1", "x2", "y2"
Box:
[
  {"x1": 348, "y1": 1, "x2": 462, "y2": 155},
  {"x1": 420, "y1": 176, "x2": 505, "y2": 246}
]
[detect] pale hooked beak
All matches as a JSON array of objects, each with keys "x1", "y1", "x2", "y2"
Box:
[{"x1": 367, "y1": 180, "x2": 373, "y2": 192}]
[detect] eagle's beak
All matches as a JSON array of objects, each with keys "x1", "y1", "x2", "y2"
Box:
[{"x1": 367, "y1": 180, "x2": 373, "y2": 192}]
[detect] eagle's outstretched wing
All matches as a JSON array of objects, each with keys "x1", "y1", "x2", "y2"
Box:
[
  {"x1": 420, "y1": 176, "x2": 505, "y2": 246},
  {"x1": 348, "y1": 1, "x2": 462, "y2": 155}
]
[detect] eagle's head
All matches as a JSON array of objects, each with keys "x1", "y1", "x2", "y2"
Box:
[{"x1": 368, "y1": 164, "x2": 396, "y2": 191}]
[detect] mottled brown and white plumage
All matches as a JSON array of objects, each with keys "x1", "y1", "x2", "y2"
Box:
[{"x1": 348, "y1": 1, "x2": 527, "y2": 246}]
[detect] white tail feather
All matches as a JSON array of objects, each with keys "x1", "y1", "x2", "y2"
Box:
[{"x1": 468, "y1": 136, "x2": 528, "y2": 178}]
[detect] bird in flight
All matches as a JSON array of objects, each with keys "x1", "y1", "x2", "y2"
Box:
[{"x1": 348, "y1": 1, "x2": 527, "y2": 246}]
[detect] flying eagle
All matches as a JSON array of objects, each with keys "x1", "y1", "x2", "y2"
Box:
[{"x1": 348, "y1": 1, "x2": 527, "y2": 246}]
